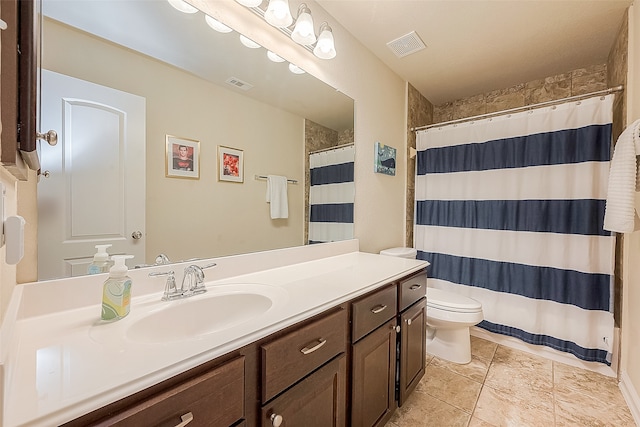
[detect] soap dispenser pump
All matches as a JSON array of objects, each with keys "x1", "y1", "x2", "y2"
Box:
[
  {"x1": 101, "y1": 255, "x2": 134, "y2": 321},
  {"x1": 88, "y1": 244, "x2": 114, "y2": 275}
]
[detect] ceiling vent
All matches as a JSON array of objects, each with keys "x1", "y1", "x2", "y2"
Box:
[
  {"x1": 386, "y1": 31, "x2": 426, "y2": 58},
  {"x1": 225, "y1": 77, "x2": 253, "y2": 91}
]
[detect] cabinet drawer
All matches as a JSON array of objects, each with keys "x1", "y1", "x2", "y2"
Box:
[
  {"x1": 398, "y1": 271, "x2": 427, "y2": 312},
  {"x1": 352, "y1": 285, "x2": 397, "y2": 342},
  {"x1": 100, "y1": 356, "x2": 244, "y2": 427},
  {"x1": 262, "y1": 308, "x2": 347, "y2": 402}
]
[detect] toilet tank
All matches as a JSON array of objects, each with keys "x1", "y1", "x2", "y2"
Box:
[{"x1": 379, "y1": 247, "x2": 417, "y2": 259}]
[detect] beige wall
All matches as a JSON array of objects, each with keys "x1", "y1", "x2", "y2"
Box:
[
  {"x1": 622, "y1": 1, "x2": 640, "y2": 411},
  {"x1": 42, "y1": 19, "x2": 305, "y2": 263}
]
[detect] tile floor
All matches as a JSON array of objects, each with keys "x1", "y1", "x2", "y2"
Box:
[{"x1": 387, "y1": 336, "x2": 636, "y2": 427}]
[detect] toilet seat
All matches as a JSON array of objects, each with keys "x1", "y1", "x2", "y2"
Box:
[{"x1": 427, "y1": 288, "x2": 482, "y2": 313}]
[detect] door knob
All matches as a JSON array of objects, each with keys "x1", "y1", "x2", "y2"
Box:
[
  {"x1": 36, "y1": 130, "x2": 58, "y2": 146},
  {"x1": 131, "y1": 230, "x2": 143, "y2": 239}
]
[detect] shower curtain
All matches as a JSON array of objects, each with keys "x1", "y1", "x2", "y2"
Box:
[
  {"x1": 309, "y1": 144, "x2": 355, "y2": 244},
  {"x1": 415, "y1": 95, "x2": 615, "y2": 364}
]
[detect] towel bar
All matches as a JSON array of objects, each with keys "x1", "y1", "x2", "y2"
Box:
[{"x1": 255, "y1": 175, "x2": 298, "y2": 184}]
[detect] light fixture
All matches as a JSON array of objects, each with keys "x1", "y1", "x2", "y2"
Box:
[
  {"x1": 235, "y1": 0, "x2": 262, "y2": 7},
  {"x1": 291, "y1": 4, "x2": 316, "y2": 45},
  {"x1": 234, "y1": 0, "x2": 337, "y2": 59},
  {"x1": 313, "y1": 22, "x2": 336, "y2": 59},
  {"x1": 264, "y1": 0, "x2": 293, "y2": 28},
  {"x1": 205, "y1": 15, "x2": 232, "y2": 33},
  {"x1": 288, "y1": 63, "x2": 305, "y2": 74},
  {"x1": 267, "y1": 50, "x2": 285, "y2": 62},
  {"x1": 240, "y1": 35, "x2": 261, "y2": 49},
  {"x1": 167, "y1": 0, "x2": 198, "y2": 14}
]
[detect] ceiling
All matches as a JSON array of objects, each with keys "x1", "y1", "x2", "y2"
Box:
[{"x1": 316, "y1": 0, "x2": 633, "y2": 105}]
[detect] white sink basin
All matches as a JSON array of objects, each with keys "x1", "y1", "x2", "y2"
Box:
[
  {"x1": 90, "y1": 283, "x2": 288, "y2": 345},
  {"x1": 126, "y1": 292, "x2": 273, "y2": 344}
]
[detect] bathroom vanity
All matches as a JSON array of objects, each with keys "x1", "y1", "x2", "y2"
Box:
[{"x1": 0, "y1": 241, "x2": 428, "y2": 426}]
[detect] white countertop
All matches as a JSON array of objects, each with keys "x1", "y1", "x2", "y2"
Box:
[{"x1": 2, "y1": 247, "x2": 427, "y2": 426}]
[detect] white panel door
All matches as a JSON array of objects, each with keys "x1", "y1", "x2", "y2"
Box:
[{"x1": 38, "y1": 70, "x2": 146, "y2": 280}]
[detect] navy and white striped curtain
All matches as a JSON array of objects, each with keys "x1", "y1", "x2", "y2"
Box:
[
  {"x1": 415, "y1": 95, "x2": 615, "y2": 364},
  {"x1": 309, "y1": 145, "x2": 355, "y2": 244}
]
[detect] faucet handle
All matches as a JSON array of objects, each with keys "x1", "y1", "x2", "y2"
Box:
[{"x1": 149, "y1": 270, "x2": 178, "y2": 300}]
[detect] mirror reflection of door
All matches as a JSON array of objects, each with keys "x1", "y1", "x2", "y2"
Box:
[{"x1": 38, "y1": 70, "x2": 146, "y2": 280}]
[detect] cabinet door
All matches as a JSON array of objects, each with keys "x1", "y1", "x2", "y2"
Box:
[
  {"x1": 399, "y1": 299, "x2": 427, "y2": 406},
  {"x1": 351, "y1": 318, "x2": 397, "y2": 427},
  {"x1": 261, "y1": 354, "x2": 346, "y2": 427}
]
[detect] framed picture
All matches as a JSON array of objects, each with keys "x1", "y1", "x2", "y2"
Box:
[
  {"x1": 166, "y1": 135, "x2": 200, "y2": 179},
  {"x1": 374, "y1": 142, "x2": 397, "y2": 176},
  {"x1": 218, "y1": 146, "x2": 244, "y2": 183}
]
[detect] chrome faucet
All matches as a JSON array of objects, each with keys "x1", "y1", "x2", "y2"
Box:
[{"x1": 149, "y1": 263, "x2": 217, "y2": 301}]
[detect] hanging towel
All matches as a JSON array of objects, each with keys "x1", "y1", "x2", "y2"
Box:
[
  {"x1": 603, "y1": 119, "x2": 640, "y2": 233},
  {"x1": 266, "y1": 175, "x2": 289, "y2": 219}
]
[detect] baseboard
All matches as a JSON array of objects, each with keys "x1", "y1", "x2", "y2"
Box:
[
  {"x1": 470, "y1": 327, "x2": 617, "y2": 378},
  {"x1": 620, "y1": 371, "x2": 640, "y2": 426}
]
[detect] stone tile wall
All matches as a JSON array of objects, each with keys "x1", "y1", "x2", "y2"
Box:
[
  {"x1": 304, "y1": 119, "x2": 349, "y2": 243},
  {"x1": 406, "y1": 84, "x2": 433, "y2": 246},
  {"x1": 607, "y1": 9, "x2": 628, "y2": 329},
  {"x1": 433, "y1": 64, "x2": 608, "y2": 124}
]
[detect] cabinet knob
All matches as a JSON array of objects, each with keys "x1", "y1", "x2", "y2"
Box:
[
  {"x1": 392, "y1": 325, "x2": 400, "y2": 333},
  {"x1": 407, "y1": 318, "x2": 412, "y2": 325},
  {"x1": 174, "y1": 412, "x2": 193, "y2": 427},
  {"x1": 270, "y1": 413, "x2": 283, "y2": 427}
]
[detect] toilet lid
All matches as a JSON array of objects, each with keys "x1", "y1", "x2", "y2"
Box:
[
  {"x1": 379, "y1": 247, "x2": 417, "y2": 258},
  {"x1": 427, "y1": 288, "x2": 482, "y2": 313}
]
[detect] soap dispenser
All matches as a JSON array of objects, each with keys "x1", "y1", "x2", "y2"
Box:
[
  {"x1": 88, "y1": 244, "x2": 114, "y2": 275},
  {"x1": 101, "y1": 255, "x2": 134, "y2": 321}
]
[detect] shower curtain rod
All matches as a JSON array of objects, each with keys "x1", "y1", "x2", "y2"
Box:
[
  {"x1": 309, "y1": 142, "x2": 354, "y2": 155},
  {"x1": 411, "y1": 85, "x2": 624, "y2": 132}
]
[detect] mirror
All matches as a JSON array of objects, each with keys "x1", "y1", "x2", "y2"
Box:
[{"x1": 37, "y1": 0, "x2": 354, "y2": 280}]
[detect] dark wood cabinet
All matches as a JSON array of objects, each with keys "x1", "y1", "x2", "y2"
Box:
[
  {"x1": 261, "y1": 354, "x2": 347, "y2": 427},
  {"x1": 95, "y1": 356, "x2": 245, "y2": 427},
  {"x1": 398, "y1": 298, "x2": 426, "y2": 406},
  {"x1": 66, "y1": 270, "x2": 427, "y2": 427},
  {"x1": 351, "y1": 317, "x2": 398, "y2": 427}
]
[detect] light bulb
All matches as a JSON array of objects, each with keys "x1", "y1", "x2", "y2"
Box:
[
  {"x1": 291, "y1": 4, "x2": 316, "y2": 45},
  {"x1": 264, "y1": 0, "x2": 293, "y2": 27},
  {"x1": 235, "y1": 0, "x2": 262, "y2": 7},
  {"x1": 267, "y1": 51, "x2": 285, "y2": 63},
  {"x1": 205, "y1": 15, "x2": 232, "y2": 33},
  {"x1": 288, "y1": 63, "x2": 305, "y2": 74},
  {"x1": 167, "y1": 0, "x2": 198, "y2": 14},
  {"x1": 313, "y1": 23, "x2": 336, "y2": 59},
  {"x1": 240, "y1": 35, "x2": 261, "y2": 49}
]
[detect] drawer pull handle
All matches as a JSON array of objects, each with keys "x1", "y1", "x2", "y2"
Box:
[
  {"x1": 371, "y1": 304, "x2": 387, "y2": 314},
  {"x1": 175, "y1": 412, "x2": 194, "y2": 427},
  {"x1": 300, "y1": 338, "x2": 327, "y2": 354},
  {"x1": 271, "y1": 413, "x2": 284, "y2": 426},
  {"x1": 409, "y1": 284, "x2": 422, "y2": 290}
]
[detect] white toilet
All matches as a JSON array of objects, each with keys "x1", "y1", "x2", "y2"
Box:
[
  {"x1": 425, "y1": 287, "x2": 483, "y2": 364},
  {"x1": 379, "y1": 247, "x2": 483, "y2": 364}
]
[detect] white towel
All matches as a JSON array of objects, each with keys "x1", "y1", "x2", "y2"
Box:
[
  {"x1": 603, "y1": 119, "x2": 640, "y2": 233},
  {"x1": 266, "y1": 175, "x2": 289, "y2": 219}
]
